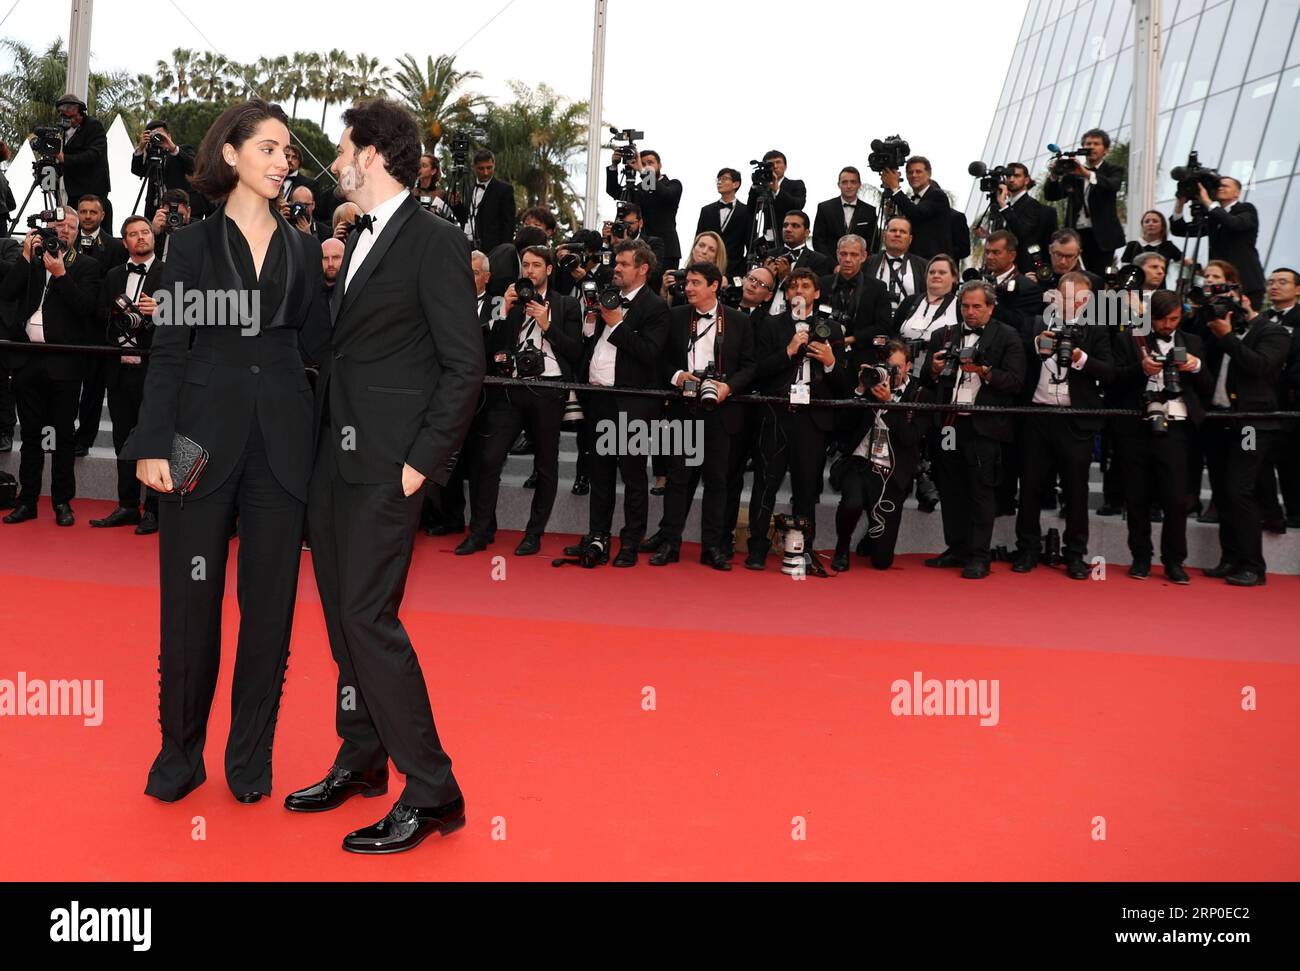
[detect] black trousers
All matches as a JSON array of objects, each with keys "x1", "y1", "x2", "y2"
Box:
[
  {"x1": 725, "y1": 404, "x2": 761, "y2": 549},
  {"x1": 425, "y1": 397, "x2": 489, "y2": 531},
  {"x1": 748, "y1": 405, "x2": 828, "y2": 553},
  {"x1": 1099, "y1": 421, "x2": 1124, "y2": 507},
  {"x1": 657, "y1": 404, "x2": 734, "y2": 550},
  {"x1": 75, "y1": 356, "x2": 106, "y2": 449},
  {"x1": 12, "y1": 357, "x2": 80, "y2": 507},
  {"x1": 105, "y1": 363, "x2": 158, "y2": 513},
  {"x1": 1276, "y1": 421, "x2": 1300, "y2": 518},
  {"x1": 1117, "y1": 421, "x2": 1190, "y2": 565},
  {"x1": 1016, "y1": 413, "x2": 1094, "y2": 558},
  {"x1": 147, "y1": 415, "x2": 303, "y2": 801},
  {"x1": 0, "y1": 364, "x2": 14, "y2": 434},
  {"x1": 933, "y1": 416, "x2": 1002, "y2": 565},
  {"x1": 471, "y1": 384, "x2": 564, "y2": 539},
  {"x1": 308, "y1": 433, "x2": 460, "y2": 808},
  {"x1": 835, "y1": 454, "x2": 910, "y2": 569},
  {"x1": 1079, "y1": 228, "x2": 1116, "y2": 277},
  {"x1": 586, "y1": 391, "x2": 652, "y2": 544},
  {"x1": 1204, "y1": 420, "x2": 1280, "y2": 574}
]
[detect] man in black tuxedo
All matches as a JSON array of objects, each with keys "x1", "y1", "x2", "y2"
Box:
[
  {"x1": 921, "y1": 280, "x2": 1027, "y2": 578},
  {"x1": 1198, "y1": 292, "x2": 1290, "y2": 586},
  {"x1": 0, "y1": 233, "x2": 21, "y2": 453},
  {"x1": 819, "y1": 234, "x2": 892, "y2": 368},
  {"x1": 288, "y1": 99, "x2": 485, "y2": 853},
  {"x1": 55, "y1": 93, "x2": 112, "y2": 230},
  {"x1": 458, "y1": 245, "x2": 582, "y2": 557},
  {"x1": 574, "y1": 239, "x2": 670, "y2": 566},
  {"x1": 1171, "y1": 176, "x2": 1267, "y2": 310},
  {"x1": 1033, "y1": 228, "x2": 1105, "y2": 292},
  {"x1": 280, "y1": 143, "x2": 317, "y2": 202},
  {"x1": 984, "y1": 230, "x2": 1045, "y2": 333},
  {"x1": 605, "y1": 202, "x2": 666, "y2": 291},
  {"x1": 697, "y1": 167, "x2": 751, "y2": 276},
  {"x1": 993, "y1": 163, "x2": 1056, "y2": 276},
  {"x1": 814, "y1": 167, "x2": 878, "y2": 258},
  {"x1": 778, "y1": 210, "x2": 834, "y2": 276},
  {"x1": 744, "y1": 269, "x2": 850, "y2": 574},
  {"x1": 747, "y1": 150, "x2": 806, "y2": 240},
  {"x1": 1262, "y1": 268, "x2": 1300, "y2": 527},
  {"x1": 71, "y1": 195, "x2": 127, "y2": 454},
  {"x1": 607, "y1": 148, "x2": 682, "y2": 270},
  {"x1": 1044, "y1": 128, "x2": 1125, "y2": 275},
  {"x1": 880, "y1": 156, "x2": 951, "y2": 261},
  {"x1": 644, "y1": 261, "x2": 755, "y2": 569},
  {"x1": 129, "y1": 120, "x2": 197, "y2": 220},
  {"x1": 1012, "y1": 273, "x2": 1114, "y2": 579},
  {"x1": 865, "y1": 216, "x2": 928, "y2": 314},
  {"x1": 0, "y1": 210, "x2": 99, "y2": 526},
  {"x1": 72, "y1": 196, "x2": 126, "y2": 273},
  {"x1": 452, "y1": 149, "x2": 517, "y2": 252},
  {"x1": 1109, "y1": 290, "x2": 1212, "y2": 582},
  {"x1": 149, "y1": 189, "x2": 193, "y2": 262},
  {"x1": 89, "y1": 215, "x2": 162, "y2": 533},
  {"x1": 283, "y1": 185, "x2": 333, "y2": 243}
]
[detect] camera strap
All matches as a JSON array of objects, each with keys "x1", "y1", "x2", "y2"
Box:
[{"x1": 687, "y1": 307, "x2": 724, "y2": 370}]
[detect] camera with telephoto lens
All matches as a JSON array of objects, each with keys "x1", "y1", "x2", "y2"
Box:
[
  {"x1": 859, "y1": 362, "x2": 901, "y2": 391},
  {"x1": 1171, "y1": 150, "x2": 1221, "y2": 202},
  {"x1": 968, "y1": 161, "x2": 1007, "y2": 195},
  {"x1": 682, "y1": 363, "x2": 722, "y2": 412},
  {"x1": 110, "y1": 293, "x2": 148, "y2": 333},
  {"x1": 27, "y1": 209, "x2": 66, "y2": 257},
  {"x1": 665, "y1": 269, "x2": 687, "y2": 300},
  {"x1": 579, "y1": 534, "x2": 607, "y2": 568},
  {"x1": 868, "y1": 136, "x2": 910, "y2": 174},
  {"x1": 598, "y1": 285, "x2": 627, "y2": 311},
  {"x1": 1036, "y1": 325, "x2": 1083, "y2": 374},
  {"x1": 1026, "y1": 243, "x2": 1055, "y2": 288},
  {"x1": 514, "y1": 278, "x2": 538, "y2": 305},
  {"x1": 794, "y1": 312, "x2": 835, "y2": 358},
  {"x1": 1149, "y1": 345, "x2": 1188, "y2": 401},
  {"x1": 1049, "y1": 145, "x2": 1090, "y2": 178},
  {"x1": 720, "y1": 279, "x2": 745, "y2": 309},
  {"x1": 513, "y1": 341, "x2": 545, "y2": 379}
]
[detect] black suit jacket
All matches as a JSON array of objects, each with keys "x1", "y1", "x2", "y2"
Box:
[
  {"x1": 581, "y1": 286, "x2": 671, "y2": 416},
  {"x1": 98, "y1": 259, "x2": 166, "y2": 382},
  {"x1": 1170, "y1": 202, "x2": 1266, "y2": 296},
  {"x1": 1200, "y1": 317, "x2": 1291, "y2": 429},
  {"x1": 1119, "y1": 238, "x2": 1182, "y2": 268},
  {"x1": 749, "y1": 311, "x2": 851, "y2": 432},
  {"x1": 921, "y1": 319, "x2": 1026, "y2": 442},
  {"x1": 813, "y1": 197, "x2": 878, "y2": 257},
  {"x1": 696, "y1": 200, "x2": 752, "y2": 276},
  {"x1": 748, "y1": 178, "x2": 807, "y2": 228},
  {"x1": 1021, "y1": 314, "x2": 1115, "y2": 432},
  {"x1": 0, "y1": 249, "x2": 100, "y2": 380},
  {"x1": 663, "y1": 303, "x2": 756, "y2": 434},
  {"x1": 607, "y1": 167, "x2": 683, "y2": 265},
  {"x1": 454, "y1": 178, "x2": 517, "y2": 252},
  {"x1": 780, "y1": 245, "x2": 833, "y2": 277},
  {"x1": 997, "y1": 194, "x2": 1058, "y2": 275},
  {"x1": 122, "y1": 209, "x2": 331, "y2": 501},
  {"x1": 990, "y1": 270, "x2": 1045, "y2": 334},
  {"x1": 60, "y1": 115, "x2": 111, "y2": 206},
  {"x1": 487, "y1": 289, "x2": 584, "y2": 384},
  {"x1": 1044, "y1": 160, "x2": 1125, "y2": 251},
  {"x1": 1109, "y1": 328, "x2": 1211, "y2": 426},
  {"x1": 843, "y1": 378, "x2": 933, "y2": 485},
  {"x1": 318, "y1": 195, "x2": 486, "y2": 485},
  {"x1": 131, "y1": 145, "x2": 197, "y2": 220},
  {"x1": 819, "y1": 271, "x2": 893, "y2": 366},
  {"x1": 865, "y1": 251, "x2": 928, "y2": 301},
  {"x1": 74, "y1": 231, "x2": 126, "y2": 278},
  {"x1": 887, "y1": 182, "x2": 951, "y2": 260}
]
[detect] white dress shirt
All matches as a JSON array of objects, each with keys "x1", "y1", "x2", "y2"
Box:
[
  {"x1": 672, "y1": 300, "x2": 720, "y2": 385},
  {"x1": 876, "y1": 251, "x2": 916, "y2": 299},
  {"x1": 120, "y1": 256, "x2": 156, "y2": 364},
  {"x1": 589, "y1": 284, "x2": 642, "y2": 386},
  {"x1": 344, "y1": 189, "x2": 407, "y2": 291},
  {"x1": 516, "y1": 286, "x2": 562, "y2": 378}
]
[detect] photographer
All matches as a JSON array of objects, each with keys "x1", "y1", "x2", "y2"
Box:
[
  {"x1": 606, "y1": 148, "x2": 682, "y2": 270},
  {"x1": 820, "y1": 233, "x2": 891, "y2": 368},
  {"x1": 778, "y1": 211, "x2": 833, "y2": 276},
  {"x1": 746, "y1": 150, "x2": 806, "y2": 228},
  {"x1": 814, "y1": 167, "x2": 878, "y2": 259},
  {"x1": 54, "y1": 93, "x2": 112, "y2": 230},
  {"x1": 866, "y1": 217, "x2": 927, "y2": 311},
  {"x1": 1120, "y1": 209, "x2": 1183, "y2": 270},
  {"x1": 72, "y1": 196, "x2": 126, "y2": 275},
  {"x1": 281, "y1": 185, "x2": 331, "y2": 242},
  {"x1": 1012, "y1": 272, "x2": 1114, "y2": 580},
  {"x1": 895, "y1": 254, "x2": 963, "y2": 371},
  {"x1": 1029, "y1": 229, "x2": 1103, "y2": 292},
  {"x1": 602, "y1": 202, "x2": 665, "y2": 290},
  {"x1": 992, "y1": 163, "x2": 1056, "y2": 276},
  {"x1": 149, "y1": 188, "x2": 192, "y2": 260},
  {"x1": 744, "y1": 268, "x2": 850, "y2": 574},
  {"x1": 1171, "y1": 175, "x2": 1266, "y2": 310},
  {"x1": 88, "y1": 215, "x2": 162, "y2": 533},
  {"x1": 831, "y1": 340, "x2": 931, "y2": 572},
  {"x1": 921, "y1": 280, "x2": 1026, "y2": 579},
  {"x1": 880, "y1": 156, "x2": 951, "y2": 261},
  {"x1": 553, "y1": 229, "x2": 604, "y2": 298},
  {"x1": 71, "y1": 195, "x2": 127, "y2": 456},
  {"x1": 458, "y1": 245, "x2": 582, "y2": 558},
  {"x1": 452, "y1": 149, "x2": 517, "y2": 251},
  {"x1": 130, "y1": 120, "x2": 196, "y2": 220},
  {"x1": 661, "y1": 232, "x2": 728, "y2": 308},
  {"x1": 412, "y1": 152, "x2": 456, "y2": 221},
  {"x1": 330, "y1": 201, "x2": 361, "y2": 241},
  {"x1": 1043, "y1": 128, "x2": 1124, "y2": 273},
  {"x1": 0, "y1": 209, "x2": 100, "y2": 526},
  {"x1": 696, "y1": 167, "x2": 751, "y2": 276},
  {"x1": 1132, "y1": 250, "x2": 1169, "y2": 293},
  {"x1": 1200, "y1": 279, "x2": 1289, "y2": 586},
  {"x1": 1263, "y1": 268, "x2": 1300, "y2": 529},
  {"x1": 1109, "y1": 290, "x2": 1211, "y2": 583},
  {"x1": 643, "y1": 262, "x2": 755, "y2": 570},
  {"x1": 983, "y1": 230, "x2": 1045, "y2": 333}
]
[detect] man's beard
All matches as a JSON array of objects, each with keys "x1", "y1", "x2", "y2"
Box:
[{"x1": 336, "y1": 162, "x2": 365, "y2": 198}]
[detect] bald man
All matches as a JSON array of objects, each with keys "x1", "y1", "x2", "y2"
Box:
[
  {"x1": 282, "y1": 184, "x2": 331, "y2": 242},
  {"x1": 321, "y1": 237, "x2": 344, "y2": 295}
]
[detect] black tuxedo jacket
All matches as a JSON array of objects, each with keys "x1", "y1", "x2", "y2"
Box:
[
  {"x1": 581, "y1": 285, "x2": 670, "y2": 408},
  {"x1": 131, "y1": 145, "x2": 197, "y2": 220},
  {"x1": 97, "y1": 259, "x2": 166, "y2": 382},
  {"x1": 990, "y1": 270, "x2": 1045, "y2": 334},
  {"x1": 487, "y1": 289, "x2": 584, "y2": 383},
  {"x1": 844, "y1": 379, "x2": 933, "y2": 484},
  {"x1": 1170, "y1": 203, "x2": 1266, "y2": 296},
  {"x1": 1044, "y1": 160, "x2": 1125, "y2": 251},
  {"x1": 696, "y1": 200, "x2": 752, "y2": 276},
  {"x1": 1109, "y1": 329, "x2": 1211, "y2": 425},
  {"x1": 60, "y1": 115, "x2": 111, "y2": 206},
  {"x1": 781, "y1": 244, "x2": 833, "y2": 277},
  {"x1": 122, "y1": 208, "x2": 331, "y2": 500},
  {"x1": 748, "y1": 178, "x2": 807, "y2": 227},
  {"x1": 454, "y1": 178, "x2": 517, "y2": 252},
  {"x1": 317, "y1": 195, "x2": 485, "y2": 486},
  {"x1": 819, "y1": 271, "x2": 892, "y2": 364},
  {"x1": 1280, "y1": 308, "x2": 1300, "y2": 406},
  {"x1": 1021, "y1": 315, "x2": 1115, "y2": 432},
  {"x1": 663, "y1": 303, "x2": 756, "y2": 434},
  {"x1": 75, "y1": 231, "x2": 126, "y2": 278},
  {"x1": 865, "y1": 251, "x2": 928, "y2": 299},
  {"x1": 997, "y1": 194, "x2": 1058, "y2": 275},
  {"x1": 0, "y1": 249, "x2": 100, "y2": 380},
  {"x1": 813, "y1": 197, "x2": 878, "y2": 257},
  {"x1": 1200, "y1": 317, "x2": 1291, "y2": 429},
  {"x1": 750, "y1": 311, "x2": 851, "y2": 432},
  {"x1": 608, "y1": 167, "x2": 683, "y2": 265},
  {"x1": 922, "y1": 319, "x2": 1026, "y2": 442},
  {"x1": 887, "y1": 181, "x2": 951, "y2": 260}
]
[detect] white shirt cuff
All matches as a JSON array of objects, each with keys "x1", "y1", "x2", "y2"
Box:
[{"x1": 1070, "y1": 349, "x2": 1088, "y2": 370}]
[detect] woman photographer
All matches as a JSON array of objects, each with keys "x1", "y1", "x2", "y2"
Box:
[{"x1": 661, "y1": 231, "x2": 729, "y2": 307}]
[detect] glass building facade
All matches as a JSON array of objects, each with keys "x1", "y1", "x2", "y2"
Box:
[{"x1": 971, "y1": 0, "x2": 1300, "y2": 269}]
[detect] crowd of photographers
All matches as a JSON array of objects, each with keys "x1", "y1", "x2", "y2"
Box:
[{"x1": 1, "y1": 101, "x2": 1297, "y2": 584}]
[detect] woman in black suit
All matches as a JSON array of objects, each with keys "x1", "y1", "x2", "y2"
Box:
[
  {"x1": 1120, "y1": 209, "x2": 1183, "y2": 268},
  {"x1": 124, "y1": 99, "x2": 330, "y2": 803}
]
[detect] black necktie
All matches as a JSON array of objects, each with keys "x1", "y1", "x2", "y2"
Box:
[
  {"x1": 353, "y1": 213, "x2": 375, "y2": 235},
  {"x1": 126, "y1": 263, "x2": 147, "y2": 275}
]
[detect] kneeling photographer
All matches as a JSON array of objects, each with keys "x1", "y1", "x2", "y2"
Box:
[
  {"x1": 1109, "y1": 290, "x2": 1211, "y2": 583},
  {"x1": 831, "y1": 340, "x2": 931, "y2": 572},
  {"x1": 459, "y1": 245, "x2": 583, "y2": 558}
]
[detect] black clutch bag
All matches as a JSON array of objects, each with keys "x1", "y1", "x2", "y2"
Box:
[{"x1": 168, "y1": 433, "x2": 209, "y2": 499}]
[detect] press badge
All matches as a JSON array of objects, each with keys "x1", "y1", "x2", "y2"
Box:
[{"x1": 789, "y1": 383, "x2": 811, "y2": 405}]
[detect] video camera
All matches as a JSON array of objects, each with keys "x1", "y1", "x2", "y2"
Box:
[
  {"x1": 609, "y1": 126, "x2": 644, "y2": 163},
  {"x1": 1171, "y1": 150, "x2": 1222, "y2": 202},
  {"x1": 1188, "y1": 281, "x2": 1248, "y2": 328},
  {"x1": 868, "y1": 136, "x2": 910, "y2": 174},
  {"x1": 26, "y1": 208, "x2": 66, "y2": 257},
  {"x1": 1048, "y1": 143, "x2": 1090, "y2": 178},
  {"x1": 749, "y1": 158, "x2": 775, "y2": 187},
  {"x1": 31, "y1": 125, "x2": 64, "y2": 160},
  {"x1": 968, "y1": 161, "x2": 1008, "y2": 196}
]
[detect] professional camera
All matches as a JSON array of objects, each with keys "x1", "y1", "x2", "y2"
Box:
[
  {"x1": 31, "y1": 126, "x2": 63, "y2": 159},
  {"x1": 867, "y1": 136, "x2": 910, "y2": 174},
  {"x1": 1048, "y1": 144, "x2": 1090, "y2": 178},
  {"x1": 1036, "y1": 325, "x2": 1082, "y2": 374},
  {"x1": 27, "y1": 209, "x2": 66, "y2": 257},
  {"x1": 110, "y1": 294, "x2": 148, "y2": 333},
  {"x1": 749, "y1": 158, "x2": 775, "y2": 187},
  {"x1": 1105, "y1": 264, "x2": 1144, "y2": 290},
  {"x1": 598, "y1": 285, "x2": 627, "y2": 311},
  {"x1": 579, "y1": 534, "x2": 608, "y2": 568},
  {"x1": 968, "y1": 161, "x2": 1008, "y2": 196},
  {"x1": 609, "y1": 126, "x2": 644, "y2": 167},
  {"x1": 1149, "y1": 346, "x2": 1188, "y2": 400},
  {"x1": 664, "y1": 268, "x2": 687, "y2": 301},
  {"x1": 682, "y1": 364, "x2": 722, "y2": 412},
  {"x1": 514, "y1": 278, "x2": 539, "y2": 305},
  {"x1": 774, "y1": 513, "x2": 814, "y2": 576},
  {"x1": 1026, "y1": 243, "x2": 1054, "y2": 287},
  {"x1": 859, "y1": 362, "x2": 901, "y2": 391},
  {"x1": 288, "y1": 201, "x2": 310, "y2": 223},
  {"x1": 1171, "y1": 150, "x2": 1221, "y2": 202},
  {"x1": 719, "y1": 279, "x2": 745, "y2": 309},
  {"x1": 513, "y1": 341, "x2": 545, "y2": 379},
  {"x1": 144, "y1": 128, "x2": 169, "y2": 162}
]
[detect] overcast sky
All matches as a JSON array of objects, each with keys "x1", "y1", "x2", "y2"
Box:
[{"x1": 3, "y1": 0, "x2": 1027, "y2": 234}]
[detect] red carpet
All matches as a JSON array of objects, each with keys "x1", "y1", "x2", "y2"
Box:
[{"x1": 2, "y1": 498, "x2": 1298, "y2": 881}]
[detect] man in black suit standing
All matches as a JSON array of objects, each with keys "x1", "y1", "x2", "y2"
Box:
[
  {"x1": 993, "y1": 163, "x2": 1056, "y2": 276},
  {"x1": 778, "y1": 211, "x2": 834, "y2": 276},
  {"x1": 813, "y1": 167, "x2": 878, "y2": 258},
  {"x1": 747, "y1": 150, "x2": 806, "y2": 239},
  {"x1": 0, "y1": 209, "x2": 99, "y2": 526},
  {"x1": 1262, "y1": 268, "x2": 1300, "y2": 528},
  {"x1": 818, "y1": 234, "x2": 891, "y2": 368},
  {"x1": 287, "y1": 99, "x2": 485, "y2": 853},
  {"x1": 72, "y1": 195, "x2": 127, "y2": 455},
  {"x1": 920, "y1": 280, "x2": 1026, "y2": 578},
  {"x1": 984, "y1": 230, "x2": 1045, "y2": 333},
  {"x1": 607, "y1": 148, "x2": 682, "y2": 270},
  {"x1": 865, "y1": 216, "x2": 928, "y2": 314},
  {"x1": 130, "y1": 120, "x2": 197, "y2": 220},
  {"x1": 1044, "y1": 128, "x2": 1125, "y2": 275},
  {"x1": 880, "y1": 156, "x2": 951, "y2": 261},
  {"x1": 72, "y1": 195, "x2": 126, "y2": 272},
  {"x1": 697, "y1": 167, "x2": 751, "y2": 276},
  {"x1": 1170, "y1": 176, "x2": 1267, "y2": 310},
  {"x1": 55, "y1": 93, "x2": 112, "y2": 230},
  {"x1": 453, "y1": 149, "x2": 517, "y2": 252}
]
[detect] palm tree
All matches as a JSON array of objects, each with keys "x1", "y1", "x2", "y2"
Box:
[
  {"x1": 0, "y1": 38, "x2": 131, "y2": 147},
  {"x1": 190, "y1": 51, "x2": 228, "y2": 101},
  {"x1": 156, "y1": 47, "x2": 194, "y2": 102},
  {"x1": 316, "y1": 48, "x2": 353, "y2": 128},
  {"x1": 259, "y1": 55, "x2": 291, "y2": 102},
  {"x1": 350, "y1": 54, "x2": 390, "y2": 101},
  {"x1": 125, "y1": 73, "x2": 167, "y2": 120},
  {"x1": 229, "y1": 61, "x2": 263, "y2": 100},
  {"x1": 295, "y1": 51, "x2": 323, "y2": 121},
  {"x1": 392, "y1": 53, "x2": 487, "y2": 151}
]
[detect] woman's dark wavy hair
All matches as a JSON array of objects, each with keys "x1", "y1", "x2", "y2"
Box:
[
  {"x1": 342, "y1": 98, "x2": 421, "y2": 188},
  {"x1": 191, "y1": 98, "x2": 291, "y2": 200}
]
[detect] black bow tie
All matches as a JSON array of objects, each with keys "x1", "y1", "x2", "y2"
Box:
[
  {"x1": 843, "y1": 201, "x2": 856, "y2": 208},
  {"x1": 719, "y1": 201, "x2": 733, "y2": 210},
  {"x1": 694, "y1": 311, "x2": 715, "y2": 321},
  {"x1": 353, "y1": 213, "x2": 375, "y2": 235},
  {"x1": 476, "y1": 182, "x2": 489, "y2": 190},
  {"x1": 962, "y1": 326, "x2": 979, "y2": 337},
  {"x1": 126, "y1": 263, "x2": 147, "y2": 275}
]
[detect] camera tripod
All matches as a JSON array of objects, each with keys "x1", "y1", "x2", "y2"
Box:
[
  {"x1": 130, "y1": 141, "x2": 167, "y2": 218},
  {"x1": 746, "y1": 176, "x2": 778, "y2": 268},
  {"x1": 7, "y1": 155, "x2": 62, "y2": 236},
  {"x1": 1172, "y1": 202, "x2": 1208, "y2": 301}
]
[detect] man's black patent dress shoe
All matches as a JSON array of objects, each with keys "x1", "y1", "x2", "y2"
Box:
[
  {"x1": 649, "y1": 545, "x2": 679, "y2": 566},
  {"x1": 54, "y1": 503, "x2": 74, "y2": 526},
  {"x1": 700, "y1": 547, "x2": 732, "y2": 571},
  {"x1": 283, "y1": 766, "x2": 389, "y2": 813},
  {"x1": 135, "y1": 511, "x2": 158, "y2": 535},
  {"x1": 3, "y1": 504, "x2": 36, "y2": 524},
  {"x1": 90, "y1": 506, "x2": 141, "y2": 528},
  {"x1": 342, "y1": 797, "x2": 466, "y2": 854}
]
